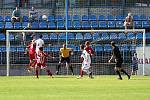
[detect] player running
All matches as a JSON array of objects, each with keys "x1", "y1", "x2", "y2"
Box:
[
  {"x1": 35, "y1": 47, "x2": 53, "y2": 78},
  {"x1": 77, "y1": 44, "x2": 93, "y2": 79},
  {"x1": 108, "y1": 41, "x2": 130, "y2": 80}
]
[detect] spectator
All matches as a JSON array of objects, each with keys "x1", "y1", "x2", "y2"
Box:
[
  {"x1": 29, "y1": 6, "x2": 38, "y2": 22},
  {"x1": 131, "y1": 53, "x2": 138, "y2": 75},
  {"x1": 124, "y1": 13, "x2": 134, "y2": 30},
  {"x1": 11, "y1": 6, "x2": 22, "y2": 23}
]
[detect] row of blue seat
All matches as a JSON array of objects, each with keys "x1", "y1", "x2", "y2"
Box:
[
  {"x1": 0, "y1": 20, "x2": 149, "y2": 29},
  {"x1": 0, "y1": 32, "x2": 149, "y2": 41},
  {"x1": 0, "y1": 44, "x2": 138, "y2": 52},
  {"x1": 0, "y1": 15, "x2": 150, "y2": 22}
]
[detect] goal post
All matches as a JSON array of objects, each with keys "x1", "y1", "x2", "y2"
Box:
[{"x1": 6, "y1": 29, "x2": 146, "y2": 76}]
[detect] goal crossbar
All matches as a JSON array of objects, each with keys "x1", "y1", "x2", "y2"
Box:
[{"x1": 6, "y1": 29, "x2": 146, "y2": 76}]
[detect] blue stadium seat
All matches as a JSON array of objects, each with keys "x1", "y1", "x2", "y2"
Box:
[
  {"x1": 89, "y1": 15, "x2": 97, "y2": 21},
  {"x1": 44, "y1": 47, "x2": 51, "y2": 52},
  {"x1": 0, "y1": 16, "x2": 4, "y2": 22},
  {"x1": 134, "y1": 21, "x2": 141, "y2": 28},
  {"x1": 64, "y1": 15, "x2": 71, "y2": 21},
  {"x1": 59, "y1": 33, "x2": 66, "y2": 40},
  {"x1": 140, "y1": 15, "x2": 147, "y2": 21},
  {"x1": 121, "y1": 45, "x2": 129, "y2": 52},
  {"x1": 9, "y1": 33, "x2": 15, "y2": 41},
  {"x1": 82, "y1": 21, "x2": 90, "y2": 29},
  {"x1": 73, "y1": 15, "x2": 80, "y2": 21},
  {"x1": 48, "y1": 21, "x2": 56, "y2": 29},
  {"x1": 106, "y1": 15, "x2": 114, "y2": 21},
  {"x1": 49, "y1": 33, "x2": 58, "y2": 40},
  {"x1": 42, "y1": 33, "x2": 49, "y2": 40},
  {"x1": 104, "y1": 44, "x2": 112, "y2": 51},
  {"x1": 14, "y1": 22, "x2": 22, "y2": 29},
  {"x1": 133, "y1": 15, "x2": 140, "y2": 21},
  {"x1": 82, "y1": 15, "x2": 88, "y2": 21},
  {"x1": 101, "y1": 33, "x2": 109, "y2": 40},
  {"x1": 84, "y1": 33, "x2": 92, "y2": 40},
  {"x1": 127, "y1": 32, "x2": 135, "y2": 39},
  {"x1": 147, "y1": 16, "x2": 150, "y2": 21},
  {"x1": 0, "y1": 33, "x2": 5, "y2": 41},
  {"x1": 5, "y1": 22, "x2": 13, "y2": 29},
  {"x1": 76, "y1": 33, "x2": 83, "y2": 40},
  {"x1": 110, "y1": 33, "x2": 118, "y2": 40},
  {"x1": 22, "y1": 16, "x2": 29, "y2": 22},
  {"x1": 48, "y1": 15, "x2": 55, "y2": 22},
  {"x1": 55, "y1": 15, "x2": 63, "y2": 21},
  {"x1": 73, "y1": 21, "x2": 81, "y2": 29},
  {"x1": 136, "y1": 32, "x2": 143, "y2": 40},
  {"x1": 51, "y1": 45, "x2": 61, "y2": 52},
  {"x1": 93, "y1": 32, "x2": 100, "y2": 40},
  {"x1": 95, "y1": 44, "x2": 103, "y2": 52},
  {"x1": 31, "y1": 22, "x2": 39, "y2": 29},
  {"x1": 66, "y1": 21, "x2": 72, "y2": 29},
  {"x1": 57, "y1": 21, "x2": 65, "y2": 29},
  {"x1": 0, "y1": 22, "x2": 4, "y2": 29},
  {"x1": 118, "y1": 33, "x2": 126, "y2": 40},
  {"x1": 108, "y1": 21, "x2": 115, "y2": 28},
  {"x1": 99, "y1": 21, "x2": 107, "y2": 28},
  {"x1": 98, "y1": 15, "x2": 105, "y2": 21},
  {"x1": 0, "y1": 46, "x2": 6, "y2": 52},
  {"x1": 5, "y1": 16, "x2": 11, "y2": 22},
  {"x1": 22, "y1": 22, "x2": 29, "y2": 28},
  {"x1": 115, "y1": 15, "x2": 124, "y2": 21},
  {"x1": 39, "y1": 21, "x2": 47, "y2": 29},
  {"x1": 116, "y1": 21, "x2": 124, "y2": 28},
  {"x1": 142, "y1": 21, "x2": 149, "y2": 28},
  {"x1": 91, "y1": 21, "x2": 98, "y2": 29},
  {"x1": 146, "y1": 32, "x2": 150, "y2": 39},
  {"x1": 16, "y1": 47, "x2": 25, "y2": 52},
  {"x1": 67, "y1": 33, "x2": 75, "y2": 40},
  {"x1": 10, "y1": 46, "x2": 16, "y2": 52}
]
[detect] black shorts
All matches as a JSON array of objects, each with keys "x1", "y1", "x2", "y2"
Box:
[
  {"x1": 116, "y1": 60, "x2": 123, "y2": 68},
  {"x1": 60, "y1": 57, "x2": 70, "y2": 63}
]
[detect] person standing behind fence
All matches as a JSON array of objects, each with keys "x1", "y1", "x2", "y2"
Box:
[
  {"x1": 108, "y1": 41, "x2": 130, "y2": 80},
  {"x1": 56, "y1": 44, "x2": 74, "y2": 75},
  {"x1": 124, "y1": 13, "x2": 134, "y2": 30},
  {"x1": 131, "y1": 53, "x2": 138, "y2": 75}
]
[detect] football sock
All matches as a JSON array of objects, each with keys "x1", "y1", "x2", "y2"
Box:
[
  {"x1": 69, "y1": 66, "x2": 74, "y2": 75},
  {"x1": 35, "y1": 69, "x2": 39, "y2": 78},
  {"x1": 116, "y1": 70, "x2": 122, "y2": 79},
  {"x1": 80, "y1": 68, "x2": 83, "y2": 77}
]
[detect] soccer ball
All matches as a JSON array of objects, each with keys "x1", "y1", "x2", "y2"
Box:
[{"x1": 42, "y1": 15, "x2": 47, "y2": 21}]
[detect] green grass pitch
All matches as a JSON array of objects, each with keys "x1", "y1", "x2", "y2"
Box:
[{"x1": 0, "y1": 75, "x2": 150, "y2": 100}]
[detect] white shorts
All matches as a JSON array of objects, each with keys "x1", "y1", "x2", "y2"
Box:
[{"x1": 82, "y1": 63, "x2": 91, "y2": 74}]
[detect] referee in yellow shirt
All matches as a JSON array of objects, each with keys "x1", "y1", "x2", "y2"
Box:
[{"x1": 56, "y1": 44, "x2": 74, "y2": 75}]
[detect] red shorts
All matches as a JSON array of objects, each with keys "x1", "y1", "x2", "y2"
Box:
[
  {"x1": 36, "y1": 63, "x2": 47, "y2": 69},
  {"x1": 29, "y1": 53, "x2": 35, "y2": 61}
]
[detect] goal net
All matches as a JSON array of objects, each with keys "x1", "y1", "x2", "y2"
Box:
[{"x1": 5, "y1": 29, "x2": 145, "y2": 76}]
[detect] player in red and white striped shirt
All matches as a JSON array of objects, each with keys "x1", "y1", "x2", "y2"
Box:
[{"x1": 35, "y1": 47, "x2": 52, "y2": 78}]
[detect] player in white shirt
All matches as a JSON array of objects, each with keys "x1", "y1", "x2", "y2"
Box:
[
  {"x1": 35, "y1": 35, "x2": 44, "y2": 54},
  {"x1": 77, "y1": 44, "x2": 93, "y2": 79}
]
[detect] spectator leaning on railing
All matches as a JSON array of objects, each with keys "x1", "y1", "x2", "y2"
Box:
[{"x1": 11, "y1": 6, "x2": 22, "y2": 23}]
